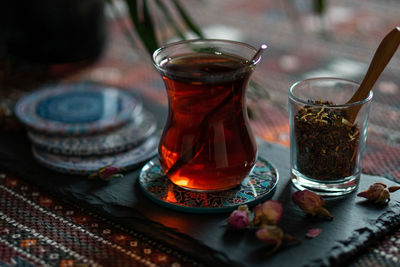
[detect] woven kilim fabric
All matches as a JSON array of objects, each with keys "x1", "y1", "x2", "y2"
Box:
[
  {"x1": 350, "y1": 230, "x2": 400, "y2": 267},
  {"x1": 2, "y1": 171, "x2": 400, "y2": 266},
  {"x1": 0, "y1": 172, "x2": 201, "y2": 267}
]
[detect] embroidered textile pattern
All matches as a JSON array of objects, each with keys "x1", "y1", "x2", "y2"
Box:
[{"x1": 0, "y1": 173, "x2": 201, "y2": 266}]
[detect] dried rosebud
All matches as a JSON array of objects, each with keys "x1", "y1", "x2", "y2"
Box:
[
  {"x1": 88, "y1": 165, "x2": 123, "y2": 181},
  {"x1": 292, "y1": 190, "x2": 333, "y2": 220},
  {"x1": 256, "y1": 225, "x2": 301, "y2": 254},
  {"x1": 388, "y1": 186, "x2": 400, "y2": 193},
  {"x1": 253, "y1": 200, "x2": 283, "y2": 226},
  {"x1": 256, "y1": 225, "x2": 284, "y2": 246},
  {"x1": 227, "y1": 205, "x2": 250, "y2": 230},
  {"x1": 357, "y1": 182, "x2": 386, "y2": 201},
  {"x1": 357, "y1": 182, "x2": 399, "y2": 204},
  {"x1": 306, "y1": 228, "x2": 322, "y2": 239}
]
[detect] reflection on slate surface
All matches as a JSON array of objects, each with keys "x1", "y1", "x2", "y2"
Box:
[{"x1": 1, "y1": 98, "x2": 400, "y2": 267}]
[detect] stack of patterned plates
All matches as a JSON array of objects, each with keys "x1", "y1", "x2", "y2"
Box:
[{"x1": 15, "y1": 83, "x2": 158, "y2": 175}]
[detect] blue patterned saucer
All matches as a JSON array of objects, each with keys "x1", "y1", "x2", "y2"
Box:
[
  {"x1": 15, "y1": 83, "x2": 142, "y2": 136},
  {"x1": 28, "y1": 111, "x2": 157, "y2": 156},
  {"x1": 32, "y1": 135, "x2": 159, "y2": 175},
  {"x1": 138, "y1": 157, "x2": 279, "y2": 213}
]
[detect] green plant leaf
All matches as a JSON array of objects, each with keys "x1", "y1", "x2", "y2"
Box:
[
  {"x1": 171, "y1": 0, "x2": 204, "y2": 38},
  {"x1": 106, "y1": 0, "x2": 138, "y2": 51},
  {"x1": 125, "y1": 0, "x2": 159, "y2": 55},
  {"x1": 153, "y1": 0, "x2": 186, "y2": 40},
  {"x1": 110, "y1": 0, "x2": 204, "y2": 55},
  {"x1": 313, "y1": 0, "x2": 326, "y2": 16}
]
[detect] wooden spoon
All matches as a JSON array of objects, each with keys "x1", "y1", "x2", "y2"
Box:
[{"x1": 346, "y1": 26, "x2": 400, "y2": 123}]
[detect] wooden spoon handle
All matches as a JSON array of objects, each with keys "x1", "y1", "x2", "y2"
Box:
[
  {"x1": 348, "y1": 27, "x2": 400, "y2": 103},
  {"x1": 346, "y1": 27, "x2": 400, "y2": 122}
]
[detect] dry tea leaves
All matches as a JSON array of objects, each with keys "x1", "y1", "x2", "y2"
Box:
[{"x1": 294, "y1": 100, "x2": 360, "y2": 180}]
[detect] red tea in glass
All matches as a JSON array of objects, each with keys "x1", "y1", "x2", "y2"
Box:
[{"x1": 153, "y1": 39, "x2": 261, "y2": 191}]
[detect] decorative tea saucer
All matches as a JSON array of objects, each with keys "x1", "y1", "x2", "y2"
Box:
[
  {"x1": 15, "y1": 83, "x2": 142, "y2": 135},
  {"x1": 28, "y1": 111, "x2": 157, "y2": 156},
  {"x1": 32, "y1": 135, "x2": 159, "y2": 175},
  {"x1": 138, "y1": 157, "x2": 279, "y2": 213}
]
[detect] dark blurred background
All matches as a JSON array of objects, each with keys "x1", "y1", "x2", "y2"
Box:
[{"x1": 0, "y1": 0, "x2": 399, "y2": 181}]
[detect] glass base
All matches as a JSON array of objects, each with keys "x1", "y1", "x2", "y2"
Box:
[{"x1": 291, "y1": 169, "x2": 360, "y2": 197}]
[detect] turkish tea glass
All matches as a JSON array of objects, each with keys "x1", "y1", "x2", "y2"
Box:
[
  {"x1": 152, "y1": 39, "x2": 260, "y2": 191},
  {"x1": 289, "y1": 77, "x2": 373, "y2": 196}
]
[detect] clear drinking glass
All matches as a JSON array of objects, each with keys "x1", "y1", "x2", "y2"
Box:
[
  {"x1": 289, "y1": 77, "x2": 373, "y2": 196},
  {"x1": 152, "y1": 39, "x2": 261, "y2": 192}
]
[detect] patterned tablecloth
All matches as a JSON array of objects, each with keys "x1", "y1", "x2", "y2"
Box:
[
  {"x1": 1, "y1": 0, "x2": 400, "y2": 266},
  {"x1": 0, "y1": 173, "x2": 201, "y2": 267}
]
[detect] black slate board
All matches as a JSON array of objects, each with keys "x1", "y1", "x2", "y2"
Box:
[{"x1": 2, "y1": 96, "x2": 400, "y2": 267}]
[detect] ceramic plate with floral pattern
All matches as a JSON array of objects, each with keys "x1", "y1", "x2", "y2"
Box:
[
  {"x1": 32, "y1": 135, "x2": 158, "y2": 175},
  {"x1": 15, "y1": 83, "x2": 141, "y2": 136},
  {"x1": 28, "y1": 111, "x2": 157, "y2": 156},
  {"x1": 139, "y1": 157, "x2": 279, "y2": 213}
]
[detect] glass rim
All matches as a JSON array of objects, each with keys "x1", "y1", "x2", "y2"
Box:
[
  {"x1": 152, "y1": 38, "x2": 259, "y2": 73},
  {"x1": 289, "y1": 77, "x2": 373, "y2": 108}
]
